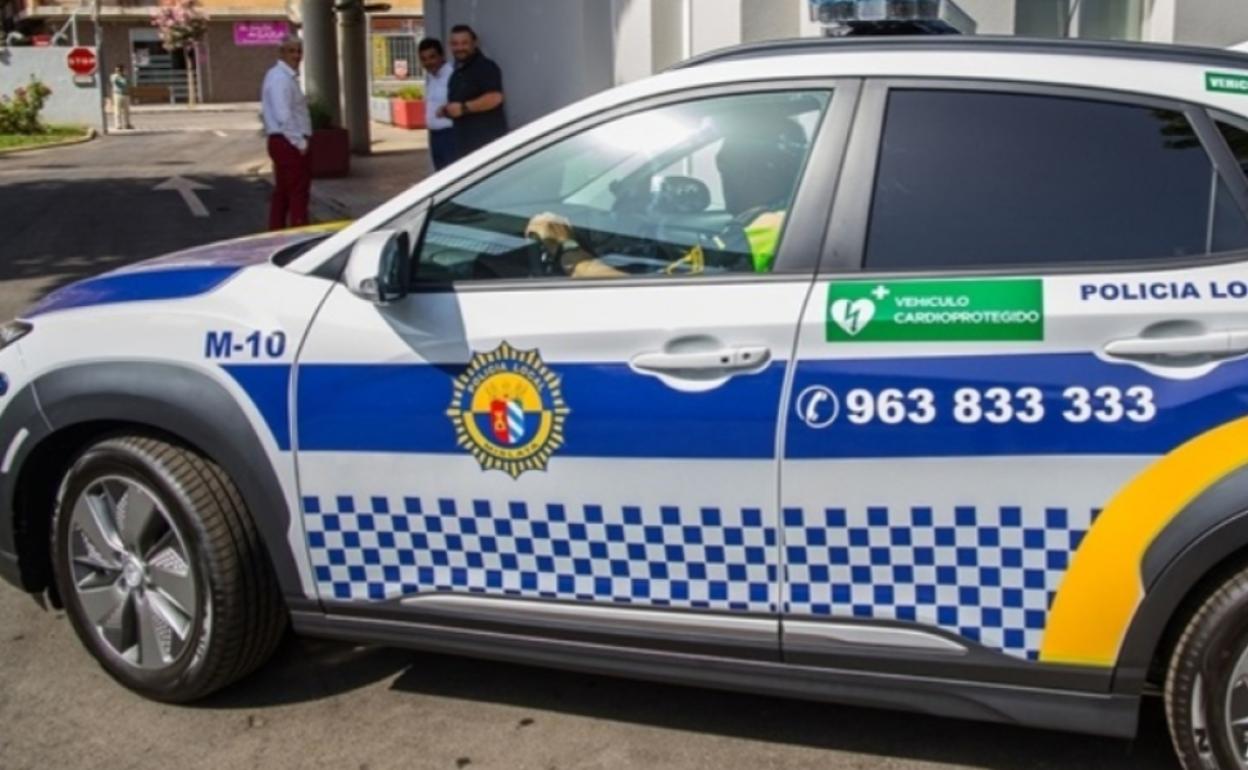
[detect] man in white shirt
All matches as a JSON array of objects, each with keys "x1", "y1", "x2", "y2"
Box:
[
  {"x1": 261, "y1": 36, "x2": 313, "y2": 230},
  {"x1": 419, "y1": 37, "x2": 456, "y2": 171}
]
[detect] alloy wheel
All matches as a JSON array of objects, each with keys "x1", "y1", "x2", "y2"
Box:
[{"x1": 66, "y1": 477, "x2": 198, "y2": 670}]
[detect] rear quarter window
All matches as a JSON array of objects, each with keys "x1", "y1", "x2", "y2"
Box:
[{"x1": 865, "y1": 90, "x2": 1248, "y2": 271}]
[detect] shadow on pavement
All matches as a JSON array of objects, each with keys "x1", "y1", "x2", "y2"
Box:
[
  {"x1": 197, "y1": 636, "x2": 413, "y2": 709},
  {"x1": 207, "y1": 636, "x2": 1181, "y2": 769},
  {"x1": 381, "y1": 650, "x2": 1179, "y2": 770}
]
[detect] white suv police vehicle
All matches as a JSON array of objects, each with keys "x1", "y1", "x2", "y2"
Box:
[{"x1": 5, "y1": 36, "x2": 1248, "y2": 769}]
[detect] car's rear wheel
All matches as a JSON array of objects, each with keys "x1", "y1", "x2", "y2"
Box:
[
  {"x1": 1166, "y1": 565, "x2": 1248, "y2": 769},
  {"x1": 51, "y1": 435, "x2": 286, "y2": 702}
]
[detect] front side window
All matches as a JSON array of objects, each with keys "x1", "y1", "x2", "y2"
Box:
[
  {"x1": 865, "y1": 89, "x2": 1248, "y2": 271},
  {"x1": 413, "y1": 90, "x2": 830, "y2": 282}
]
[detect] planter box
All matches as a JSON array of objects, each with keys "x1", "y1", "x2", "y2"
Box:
[
  {"x1": 391, "y1": 98, "x2": 427, "y2": 130},
  {"x1": 369, "y1": 95, "x2": 393, "y2": 125},
  {"x1": 309, "y1": 127, "x2": 350, "y2": 178}
]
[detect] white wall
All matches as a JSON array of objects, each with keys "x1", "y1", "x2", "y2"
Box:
[
  {"x1": 742, "y1": 0, "x2": 800, "y2": 42},
  {"x1": 1142, "y1": 0, "x2": 1178, "y2": 43},
  {"x1": 0, "y1": 47, "x2": 103, "y2": 130},
  {"x1": 1171, "y1": 0, "x2": 1248, "y2": 48},
  {"x1": 690, "y1": 0, "x2": 742, "y2": 54},
  {"x1": 955, "y1": 0, "x2": 1015, "y2": 34},
  {"x1": 424, "y1": 0, "x2": 616, "y2": 128}
]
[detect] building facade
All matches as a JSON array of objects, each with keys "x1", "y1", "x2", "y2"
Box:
[
  {"x1": 11, "y1": 0, "x2": 422, "y2": 104},
  {"x1": 958, "y1": 0, "x2": 1248, "y2": 47},
  {"x1": 423, "y1": 0, "x2": 1248, "y2": 132}
]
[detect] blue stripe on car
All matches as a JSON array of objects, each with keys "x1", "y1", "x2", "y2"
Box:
[
  {"x1": 224, "y1": 361, "x2": 786, "y2": 458},
  {"x1": 24, "y1": 266, "x2": 244, "y2": 318},
  {"x1": 786, "y1": 353, "x2": 1248, "y2": 459},
  {"x1": 225, "y1": 353, "x2": 1248, "y2": 460}
]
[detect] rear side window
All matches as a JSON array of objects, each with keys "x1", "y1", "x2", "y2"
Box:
[{"x1": 865, "y1": 90, "x2": 1248, "y2": 270}]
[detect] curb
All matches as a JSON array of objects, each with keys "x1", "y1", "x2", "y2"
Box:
[
  {"x1": 130, "y1": 103, "x2": 261, "y2": 114},
  {"x1": 109, "y1": 127, "x2": 263, "y2": 136},
  {"x1": 0, "y1": 127, "x2": 95, "y2": 156}
]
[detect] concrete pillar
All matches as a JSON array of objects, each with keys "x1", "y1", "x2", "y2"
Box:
[
  {"x1": 651, "y1": 0, "x2": 686, "y2": 71},
  {"x1": 690, "y1": 0, "x2": 743, "y2": 55},
  {"x1": 1142, "y1": 0, "x2": 1177, "y2": 43},
  {"x1": 612, "y1": 0, "x2": 653, "y2": 85},
  {"x1": 301, "y1": 0, "x2": 341, "y2": 126},
  {"x1": 339, "y1": 3, "x2": 371, "y2": 154}
]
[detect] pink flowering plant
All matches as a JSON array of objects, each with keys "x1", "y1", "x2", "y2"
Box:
[
  {"x1": 151, "y1": 0, "x2": 207, "y2": 103},
  {"x1": 0, "y1": 78, "x2": 52, "y2": 134},
  {"x1": 150, "y1": 0, "x2": 208, "y2": 52}
]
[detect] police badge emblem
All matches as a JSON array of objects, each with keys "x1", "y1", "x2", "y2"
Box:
[{"x1": 447, "y1": 342, "x2": 570, "y2": 478}]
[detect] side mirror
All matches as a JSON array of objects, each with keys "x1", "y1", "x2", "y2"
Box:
[
  {"x1": 652, "y1": 175, "x2": 712, "y2": 215},
  {"x1": 344, "y1": 229, "x2": 410, "y2": 304}
]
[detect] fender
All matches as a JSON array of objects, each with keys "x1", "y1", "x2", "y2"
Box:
[
  {"x1": 1114, "y1": 463, "x2": 1248, "y2": 693},
  {"x1": 13, "y1": 361, "x2": 306, "y2": 602}
]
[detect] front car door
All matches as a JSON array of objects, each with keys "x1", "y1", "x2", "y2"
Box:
[
  {"x1": 295, "y1": 83, "x2": 856, "y2": 655},
  {"x1": 781, "y1": 79, "x2": 1248, "y2": 685}
]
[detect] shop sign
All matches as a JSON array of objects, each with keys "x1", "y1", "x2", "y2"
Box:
[{"x1": 234, "y1": 21, "x2": 289, "y2": 47}]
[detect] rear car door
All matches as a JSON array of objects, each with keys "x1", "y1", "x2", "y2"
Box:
[
  {"x1": 781, "y1": 80, "x2": 1248, "y2": 683},
  {"x1": 295, "y1": 83, "x2": 855, "y2": 656}
]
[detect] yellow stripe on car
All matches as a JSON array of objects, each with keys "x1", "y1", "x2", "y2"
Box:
[{"x1": 1041, "y1": 415, "x2": 1248, "y2": 666}]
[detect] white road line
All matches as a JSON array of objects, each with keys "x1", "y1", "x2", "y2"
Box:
[
  {"x1": 154, "y1": 176, "x2": 212, "y2": 218},
  {"x1": 213, "y1": 130, "x2": 228, "y2": 138}
]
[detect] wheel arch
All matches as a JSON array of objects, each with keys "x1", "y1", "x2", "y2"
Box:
[
  {"x1": 1115, "y1": 463, "x2": 1248, "y2": 694},
  {"x1": 3, "y1": 362, "x2": 306, "y2": 603}
]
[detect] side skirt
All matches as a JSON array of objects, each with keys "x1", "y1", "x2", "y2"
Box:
[{"x1": 292, "y1": 610, "x2": 1140, "y2": 739}]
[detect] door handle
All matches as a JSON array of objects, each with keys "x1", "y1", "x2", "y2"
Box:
[
  {"x1": 631, "y1": 345, "x2": 771, "y2": 375},
  {"x1": 1103, "y1": 330, "x2": 1248, "y2": 361}
]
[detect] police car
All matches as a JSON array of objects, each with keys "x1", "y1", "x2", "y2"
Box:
[{"x1": 6, "y1": 36, "x2": 1248, "y2": 769}]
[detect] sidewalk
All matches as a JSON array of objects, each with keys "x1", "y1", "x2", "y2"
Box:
[{"x1": 310, "y1": 122, "x2": 431, "y2": 219}]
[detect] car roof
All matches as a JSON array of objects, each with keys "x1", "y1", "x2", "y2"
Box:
[{"x1": 675, "y1": 35, "x2": 1248, "y2": 73}]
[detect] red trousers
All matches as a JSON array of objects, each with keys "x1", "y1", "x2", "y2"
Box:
[{"x1": 267, "y1": 135, "x2": 312, "y2": 230}]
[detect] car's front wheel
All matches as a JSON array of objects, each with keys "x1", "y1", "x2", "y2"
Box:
[{"x1": 51, "y1": 435, "x2": 286, "y2": 702}]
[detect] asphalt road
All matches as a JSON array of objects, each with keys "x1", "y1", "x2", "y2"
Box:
[
  {"x1": 0, "y1": 128, "x2": 272, "y2": 319},
  {"x1": 0, "y1": 126, "x2": 1186, "y2": 770}
]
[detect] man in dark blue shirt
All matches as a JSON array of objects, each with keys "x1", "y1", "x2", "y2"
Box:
[{"x1": 440, "y1": 24, "x2": 508, "y2": 159}]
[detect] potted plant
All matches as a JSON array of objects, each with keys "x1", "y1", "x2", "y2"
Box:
[
  {"x1": 390, "y1": 83, "x2": 426, "y2": 130},
  {"x1": 369, "y1": 89, "x2": 393, "y2": 125},
  {"x1": 306, "y1": 99, "x2": 350, "y2": 178}
]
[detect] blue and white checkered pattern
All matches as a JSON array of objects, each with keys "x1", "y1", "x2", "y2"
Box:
[
  {"x1": 304, "y1": 496, "x2": 777, "y2": 611},
  {"x1": 303, "y1": 496, "x2": 1096, "y2": 660},
  {"x1": 783, "y1": 505, "x2": 1098, "y2": 661}
]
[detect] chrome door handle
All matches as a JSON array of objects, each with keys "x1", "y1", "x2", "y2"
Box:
[
  {"x1": 1104, "y1": 330, "x2": 1248, "y2": 361},
  {"x1": 631, "y1": 345, "x2": 771, "y2": 375}
]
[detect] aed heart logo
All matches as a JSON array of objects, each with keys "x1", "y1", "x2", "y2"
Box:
[{"x1": 829, "y1": 298, "x2": 876, "y2": 337}]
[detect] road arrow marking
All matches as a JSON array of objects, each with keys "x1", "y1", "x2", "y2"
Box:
[{"x1": 154, "y1": 176, "x2": 211, "y2": 218}]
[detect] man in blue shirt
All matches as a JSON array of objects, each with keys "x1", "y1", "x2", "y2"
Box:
[
  {"x1": 418, "y1": 38, "x2": 456, "y2": 171},
  {"x1": 440, "y1": 24, "x2": 507, "y2": 158}
]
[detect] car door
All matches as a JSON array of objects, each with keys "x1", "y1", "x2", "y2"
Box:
[
  {"x1": 295, "y1": 83, "x2": 855, "y2": 656},
  {"x1": 780, "y1": 80, "x2": 1248, "y2": 684}
]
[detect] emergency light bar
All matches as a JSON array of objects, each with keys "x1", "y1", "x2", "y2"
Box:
[{"x1": 809, "y1": 0, "x2": 977, "y2": 35}]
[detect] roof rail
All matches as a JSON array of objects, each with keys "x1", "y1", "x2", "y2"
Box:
[{"x1": 671, "y1": 35, "x2": 1248, "y2": 73}]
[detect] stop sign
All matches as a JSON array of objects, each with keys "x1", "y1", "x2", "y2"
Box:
[{"x1": 66, "y1": 47, "x2": 97, "y2": 76}]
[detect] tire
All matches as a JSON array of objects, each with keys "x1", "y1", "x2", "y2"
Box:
[
  {"x1": 51, "y1": 434, "x2": 286, "y2": 702},
  {"x1": 1166, "y1": 565, "x2": 1248, "y2": 770}
]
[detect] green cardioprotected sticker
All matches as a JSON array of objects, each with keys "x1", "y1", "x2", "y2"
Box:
[
  {"x1": 1207, "y1": 72, "x2": 1248, "y2": 95},
  {"x1": 825, "y1": 278, "x2": 1044, "y2": 343}
]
